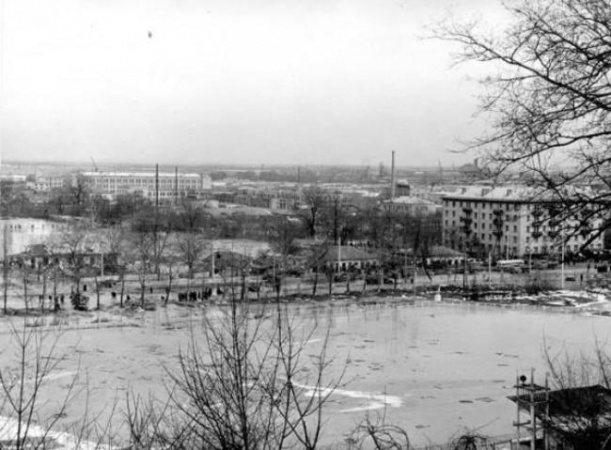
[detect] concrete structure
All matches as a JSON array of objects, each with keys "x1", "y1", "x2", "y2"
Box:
[
  {"x1": 81, "y1": 171, "x2": 211, "y2": 201},
  {"x1": 441, "y1": 186, "x2": 605, "y2": 259}
]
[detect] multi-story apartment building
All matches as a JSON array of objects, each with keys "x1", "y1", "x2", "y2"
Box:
[
  {"x1": 442, "y1": 186, "x2": 604, "y2": 259},
  {"x1": 81, "y1": 171, "x2": 211, "y2": 201},
  {"x1": 230, "y1": 185, "x2": 302, "y2": 211}
]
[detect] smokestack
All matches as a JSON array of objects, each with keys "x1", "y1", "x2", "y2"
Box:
[{"x1": 390, "y1": 151, "x2": 396, "y2": 201}]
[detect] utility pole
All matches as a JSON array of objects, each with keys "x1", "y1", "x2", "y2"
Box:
[
  {"x1": 2, "y1": 224, "x2": 9, "y2": 314},
  {"x1": 174, "y1": 166, "x2": 179, "y2": 207},
  {"x1": 460, "y1": 204, "x2": 473, "y2": 290},
  {"x1": 390, "y1": 150, "x2": 396, "y2": 201},
  {"x1": 561, "y1": 220, "x2": 565, "y2": 290},
  {"x1": 155, "y1": 163, "x2": 159, "y2": 209},
  {"x1": 493, "y1": 208, "x2": 504, "y2": 282}
]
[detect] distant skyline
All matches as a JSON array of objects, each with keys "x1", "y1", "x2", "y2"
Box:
[{"x1": 0, "y1": 0, "x2": 507, "y2": 168}]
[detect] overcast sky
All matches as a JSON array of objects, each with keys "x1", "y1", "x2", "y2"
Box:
[{"x1": 0, "y1": 0, "x2": 507, "y2": 168}]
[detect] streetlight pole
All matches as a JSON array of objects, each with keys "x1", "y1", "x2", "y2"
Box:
[{"x1": 561, "y1": 224, "x2": 565, "y2": 290}]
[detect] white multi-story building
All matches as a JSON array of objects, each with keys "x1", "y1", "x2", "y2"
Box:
[
  {"x1": 442, "y1": 186, "x2": 605, "y2": 259},
  {"x1": 33, "y1": 175, "x2": 66, "y2": 192},
  {"x1": 0, "y1": 218, "x2": 66, "y2": 257},
  {"x1": 81, "y1": 171, "x2": 211, "y2": 201}
]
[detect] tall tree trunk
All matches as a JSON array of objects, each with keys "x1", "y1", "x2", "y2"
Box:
[
  {"x1": 22, "y1": 272, "x2": 29, "y2": 314},
  {"x1": 165, "y1": 265, "x2": 173, "y2": 307},
  {"x1": 53, "y1": 268, "x2": 59, "y2": 312},
  {"x1": 41, "y1": 269, "x2": 47, "y2": 314},
  {"x1": 120, "y1": 271, "x2": 125, "y2": 308},
  {"x1": 94, "y1": 275, "x2": 101, "y2": 310},
  {"x1": 1, "y1": 225, "x2": 7, "y2": 314}
]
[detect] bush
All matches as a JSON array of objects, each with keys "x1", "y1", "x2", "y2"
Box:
[{"x1": 70, "y1": 293, "x2": 89, "y2": 311}]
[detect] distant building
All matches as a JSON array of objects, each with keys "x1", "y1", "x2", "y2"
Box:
[
  {"x1": 395, "y1": 180, "x2": 411, "y2": 197},
  {"x1": 0, "y1": 174, "x2": 27, "y2": 183},
  {"x1": 317, "y1": 245, "x2": 378, "y2": 272},
  {"x1": 441, "y1": 186, "x2": 605, "y2": 259},
  {"x1": 424, "y1": 245, "x2": 465, "y2": 266},
  {"x1": 12, "y1": 244, "x2": 119, "y2": 276},
  {"x1": 81, "y1": 171, "x2": 211, "y2": 201},
  {"x1": 33, "y1": 174, "x2": 66, "y2": 192},
  {"x1": 230, "y1": 185, "x2": 301, "y2": 211},
  {"x1": 385, "y1": 196, "x2": 441, "y2": 216},
  {"x1": 0, "y1": 218, "x2": 66, "y2": 258}
]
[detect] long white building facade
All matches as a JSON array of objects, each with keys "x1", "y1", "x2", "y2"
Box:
[
  {"x1": 442, "y1": 186, "x2": 605, "y2": 259},
  {"x1": 81, "y1": 171, "x2": 211, "y2": 201}
]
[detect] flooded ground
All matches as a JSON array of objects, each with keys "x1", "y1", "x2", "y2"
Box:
[
  {"x1": 0, "y1": 298, "x2": 609, "y2": 447},
  {"x1": 312, "y1": 300, "x2": 611, "y2": 446}
]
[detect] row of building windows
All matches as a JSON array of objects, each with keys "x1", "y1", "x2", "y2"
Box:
[
  {"x1": 445, "y1": 220, "x2": 520, "y2": 233},
  {"x1": 445, "y1": 200, "x2": 523, "y2": 211},
  {"x1": 5, "y1": 223, "x2": 63, "y2": 232}
]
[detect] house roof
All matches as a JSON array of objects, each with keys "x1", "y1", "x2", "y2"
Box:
[
  {"x1": 427, "y1": 245, "x2": 464, "y2": 258},
  {"x1": 319, "y1": 245, "x2": 377, "y2": 263},
  {"x1": 508, "y1": 385, "x2": 611, "y2": 435},
  {"x1": 385, "y1": 196, "x2": 437, "y2": 206}
]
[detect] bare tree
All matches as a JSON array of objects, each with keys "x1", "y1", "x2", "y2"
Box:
[
  {"x1": 309, "y1": 241, "x2": 331, "y2": 298},
  {"x1": 2, "y1": 224, "x2": 10, "y2": 314},
  {"x1": 0, "y1": 320, "x2": 119, "y2": 449},
  {"x1": 302, "y1": 186, "x2": 328, "y2": 239},
  {"x1": 348, "y1": 413, "x2": 411, "y2": 450},
  {"x1": 0, "y1": 322, "x2": 81, "y2": 449},
  {"x1": 176, "y1": 198, "x2": 206, "y2": 232},
  {"x1": 436, "y1": 0, "x2": 611, "y2": 240},
  {"x1": 18, "y1": 261, "x2": 34, "y2": 314},
  {"x1": 450, "y1": 430, "x2": 488, "y2": 450},
  {"x1": 54, "y1": 220, "x2": 94, "y2": 298},
  {"x1": 68, "y1": 174, "x2": 90, "y2": 217},
  {"x1": 125, "y1": 299, "x2": 342, "y2": 449},
  {"x1": 134, "y1": 215, "x2": 171, "y2": 281},
  {"x1": 105, "y1": 225, "x2": 127, "y2": 307},
  {"x1": 128, "y1": 231, "x2": 154, "y2": 308},
  {"x1": 176, "y1": 231, "x2": 207, "y2": 282}
]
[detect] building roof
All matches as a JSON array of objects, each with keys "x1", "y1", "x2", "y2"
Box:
[
  {"x1": 442, "y1": 186, "x2": 534, "y2": 202},
  {"x1": 386, "y1": 196, "x2": 437, "y2": 206},
  {"x1": 442, "y1": 185, "x2": 597, "y2": 203},
  {"x1": 508, "y1": 385, "x2": 611, "y2": 437},
  {"x1": 428, "y1": 245, "x2": 464, "y2": 258},
  {"x1": 81, "y1": 171, "x2": 203, "y2": 178},
  {"x1": 319, "y1": 245, "x2": 377, "y2": 263}
]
